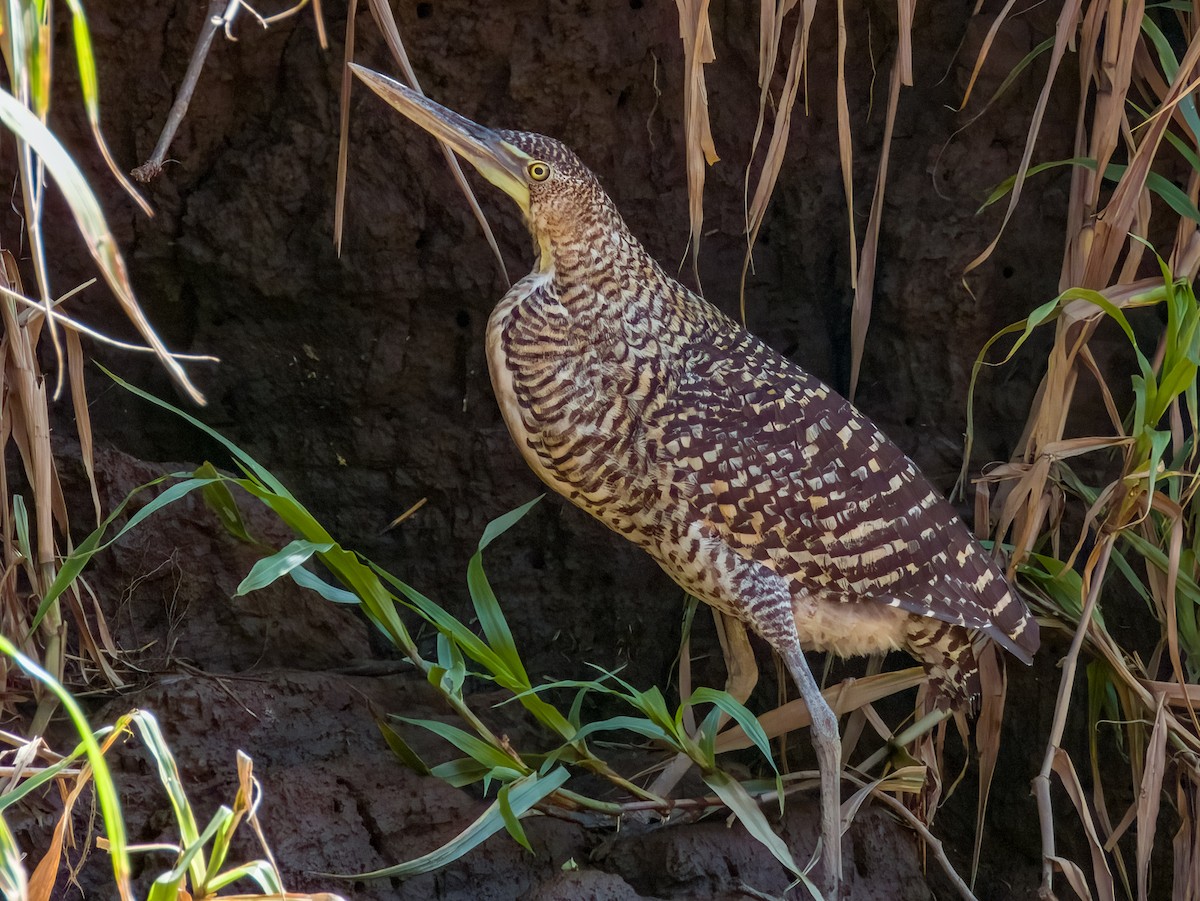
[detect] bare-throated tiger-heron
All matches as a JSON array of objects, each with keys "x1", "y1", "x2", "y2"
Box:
[{"x1": 350, "y1": 64, "x2": 1039, "y2": 894}]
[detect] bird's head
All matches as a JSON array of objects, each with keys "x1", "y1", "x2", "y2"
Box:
[{"x1": 351, "y1": 65, "x2": 619, "y2": 271}]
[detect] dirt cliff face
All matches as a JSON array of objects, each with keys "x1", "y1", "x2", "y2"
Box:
[{"x1": 30, "y1": 0, "x2": 1072, "y2": 896}]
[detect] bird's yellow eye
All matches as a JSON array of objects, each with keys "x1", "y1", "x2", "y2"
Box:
[{"x1": 527, "y1": 161, "x2": 551, "y2": 182}]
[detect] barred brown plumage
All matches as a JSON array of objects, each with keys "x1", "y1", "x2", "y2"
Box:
[{"x1": 351, "y1": 65, "x2": 1039, "y2": 895}]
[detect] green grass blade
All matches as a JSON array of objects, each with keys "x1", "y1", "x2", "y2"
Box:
[
  {"x1": 432, "y1": 632, "x2": 467, "y2": 697},
  {"x1": 497, "y1": 781, "x2": 533, "y2": 852},
  {"x1": 197, "y1": 463, "x2": 258, "y2": 545},
  {"x1": 467, "y1": 499, "x2": 541, "y2": 685},
  {"x1": 288, "y1": 565, "x2": 360, "y2": 604},
  {"x1": 374, "y1": 714, "x2": 432, "y2": 776},
  {"x1": 0, "y1": 812, "x2": 28, "y2": 900},
  {"x1": 129, "y1": 711, "x2": 206, "y2": 885},
  {"x1": 347, "y1": 768, "x2": 569, "y2": 879},
  {"x1": 689, "y1": 686, "x2": 778, "y2": 773},
  {"x1": 571, "y1": 714, "x2": 675, "y2": 745},
  {"x1": 0, "y1": 635, "x2": 131, "y2": 898},
  {"x1": 700, "y1": 769, "x2": 805, "y2": 882},
  {"x1": 396, "y1": 717, "x2": 529, "y2": 775},
  {"x1": 236, "y1": 539, "x2": 334, "y2": 596},
  {"x1": 371, "y1": 564, "x2": 511, "y2": 676},
  {"x1": 29, "y1": 472, "x2": 188, "y2": 631},
  {"x1": 11, "y1": 495, "x2": 30, "y2": 564},
  {"x1": 145, "y1": 805, "x2": 231, "y2": 901},
  {"x1": 106, "y1": 367, "x2": 290, "y2": 495},
  {"x1": 430, "y1": 757, "x2": 491, "y2": 787},
  {"x1": 203, "y1": 859, "x2": 284, "y2": 894}
]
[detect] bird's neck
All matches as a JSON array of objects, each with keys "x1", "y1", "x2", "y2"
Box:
[{"x1": 532, "y1": 209, "x2": 664, "y2": 321}]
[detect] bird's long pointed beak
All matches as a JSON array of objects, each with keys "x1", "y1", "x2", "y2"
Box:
[{"x1": 349, "y1": 64, "x2": 532, "y2": 214}]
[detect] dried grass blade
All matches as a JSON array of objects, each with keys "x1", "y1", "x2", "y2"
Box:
[
  {"x1": 0, "y1": 91, "x2": 203, "y2": 403},
  {"x1": 26, "y1": 762, "x2": 93, "y2": 901},
  {"x1": 756, "y1": 0, "x2": 800, "y2": 90},
  {"x1": 834, "y1": 0, "x2": 858, "y2": 289},
  {"x1": 849, "y1": 48, "x2": 902, "y2": 400},
  {"x1": 839, "y1": 656, "x2": 882, "y2": 763},
  {"x1": 971, "y1": 642, "x2": 1006, "y2": 888},
  {"x1": 1050, "y1": 747, "x2": 1116, "y2": 901},
  {"x1": 1036, "y1": 538, "x2": 1114, "y2": 896},
  {"x1": 965, "y1": 0, "x2": 1083, "y2": 276},
  {"x1": 1135, "y1": 698, "x2": 1168, "y2": 901},
  {"x1": 715, "y1": 666, "x2": 924, "y2": 751},
  {"x1": 1083, "y1": 2, "x2": 1142, "y2": 218},
  {"x1": 1172, "y1": 773, "x2": 1199, "y2": 896},
  {"x1": 757, "y1": 0, "x2": 774, "y2": 89},
  {"x1": 333, "y1": 0, "x2": 359, "y2": 255},
  {"x1": 895, "y1": 0, "x2": 914, "y2": 86},
  {"x1": 64, "y1": 330, "x2": 99, "y2": 525},
  {"x1": 310, "y1": 0, "x2": 328, "y2": 48},
  {"x1": 675, "y1": 0, "x2": 718, "y2": 283},
  {"x1": 740, "y1": 4, "x2": 813, "y2": 321},
  {"x1": 65, "y1": 588, "x2": 122, "y2": 687},
  {"x1": 1078, "y1": 345, "x2": 1127, "y2": 435},
  {"x1": 1085, "y1": 38, "x2": 1200, "y2": 288},
  {"x1": 362, "y1": 0, "x2": 510, "y2": 286},
  {"x1": 0, "y1": 294, "x2": 54, "y2": 579},
  {"x1": 1138, "y1": 680, "x2": 1200, "y2": 709},
  {"x1": 958, "y1": 0, "x2": 1020, "y2": 110}
]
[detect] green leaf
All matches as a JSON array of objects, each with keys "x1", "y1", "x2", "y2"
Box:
[
  {"x1": 497, "y1": 781, "x2": 533, "y2": 852},
  {"x1": 145, "y1": 805, "x2": 231, "y2": 901},
  {"x1": 373, "y1": 713, "x2": 432, "y2": 776},
  {"x1": 980, "y1": 157, "x2": 1095, "y2": 211},
  {"x1": 202, "y1": 859, "x2": 284, "y2": 895},
  {"x1": 628, "y1": 685, "x2": 677, "y2": 737},
  {"x1": 31, "y1": 473, "x2": 205, "y2": 632},
  {"x1": 397, "y1": 717, "x2": 529, "y2": 776},
  {"x1": 689, "y1": 687, "x2": 778, "y2": 773},
  {"x1": 700, "y1": 769, "x2": 805, "y2": 881},
  {"x1": 1141, "y1": 13, "x2": 1200, "y2": 142},
  {"x1": 0, "y1": 636, "x2": 132, "y2": 895},
  {"x1": 11, "y1": 495, "x2": 30, "y2": 565},
  {"x1": 430, "y1": 757, "x2": 492, "y2": 787},
  {"x1": 467, "y1": 499, "x2": 541, "y2": 686},
  {"x1": 696, "y1": 705, "x2": 721, "y2": 768},
  {"x1": 347, "y1": 768, "x2": 570, "y2": 879},
  {"x1": 197, "y1": 462, "x2": 257, "y2": 544},
  {"x1": 373, "y1": 565, "x2": 513, "y2": 678},
  {"x1": 981, "y1": 157, "x2": 1200, "y2": 223},
  {"x1": 130, "y1": 711, "x2": 206, "y2": 886},
  {"x1": 462, "y1": 500, "x2": 576, "y2": 739},
  {"x1": 432, "y1": 632, "x2": 467, "y2": 698},
  {"x1": 236, "y1": 540, "x2": 334, "y2": 596},
  {"x1": 960, "y1": 295, "x2": 1063, "y2": 497},
  {"x1": 106, "y1": 367, "x2": 293, "y2": 498},
  {"x1": 288, "y1": 565, "x2": 360, "y2": 604},
  {"x1": 0, "y1": 814, "x2": 27, "y2": 901},
  {"x1": 571, "y1": 715, "x2": 675, "y2": 746}
]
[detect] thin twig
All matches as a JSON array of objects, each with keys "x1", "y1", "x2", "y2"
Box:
[
  {"x1": 132, "y1": 0, "x2": 227, "y2": 183},
  {"x1": 870, "y1": 789, "x2": 979, "y2": 901}
]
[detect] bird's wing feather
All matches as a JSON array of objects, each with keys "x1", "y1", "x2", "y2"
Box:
[{"x1": 654, "y1": 325, "x2": 1038, "y2": 660}]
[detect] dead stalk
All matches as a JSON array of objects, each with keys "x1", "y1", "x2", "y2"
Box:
[{"x1": 1036, "y1": 537, "x2": 1115, "y2": 897}]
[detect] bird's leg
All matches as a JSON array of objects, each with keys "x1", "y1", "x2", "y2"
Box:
[
  {"x1": 648, "y1": 611, "x2": 760, "y2": 800},
  {"x1": 777, "y1": 638, "x2": 843, "y2": 896}
]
